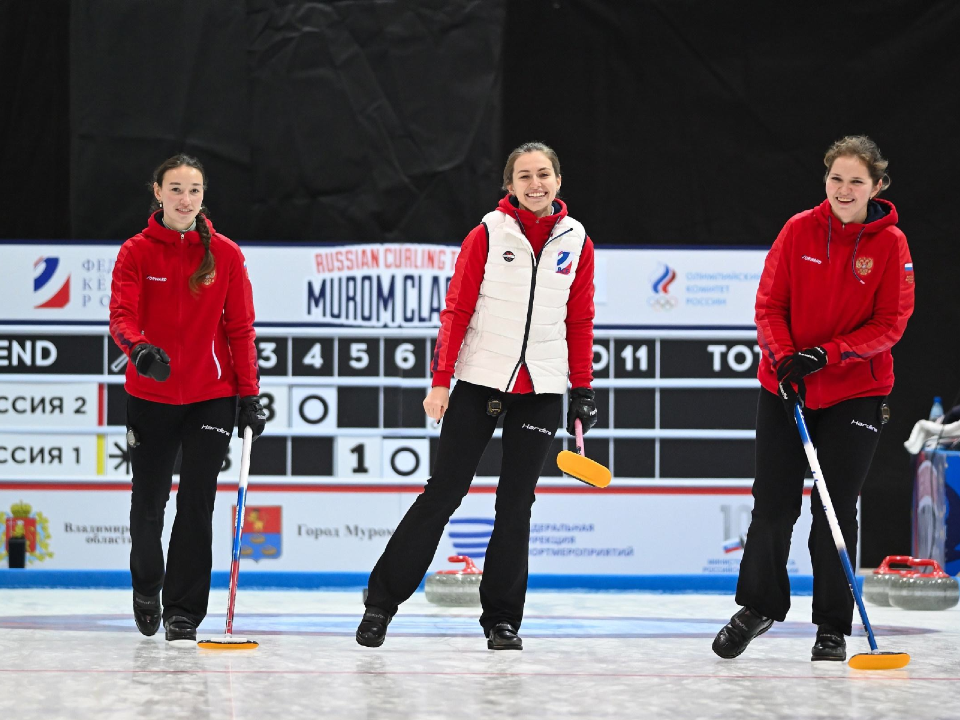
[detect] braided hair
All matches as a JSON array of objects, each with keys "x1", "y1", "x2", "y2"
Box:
[{"x1": 150, "y1": 154, "x2": 215, "y2": 295}]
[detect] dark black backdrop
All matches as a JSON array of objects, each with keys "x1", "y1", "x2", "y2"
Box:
[{"x1": 2, "y1": 0, "x2": 958, "y2": 565}]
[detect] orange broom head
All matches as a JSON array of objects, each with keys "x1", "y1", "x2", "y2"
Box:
[
  {"x1": 197, "y1": 636, "x2": 259, "y2": 650},
  {"x1": 848, "y1": 651, "x2": 910, "y2": 670},
  {"x1": 557, "y1": 450, "x2": 611, "y2": 488}
]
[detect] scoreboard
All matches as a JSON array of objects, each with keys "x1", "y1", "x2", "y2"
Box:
[
  {"x1": 1, "y1": 328, "x2": 764, "y2": 483},
  {"x1": 0, "y1": 241, "x2": 819, "y2": 581}
]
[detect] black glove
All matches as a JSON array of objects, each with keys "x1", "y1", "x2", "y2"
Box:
[
  {"x1": 237, "y1": 395, "x2": 266, "y2": 441},
  {"x1": 566, "y1": 387, "x2": 598, "y2": 436},
  {"x1": 776, "y1": 346, "x2": 828, "y2": 384},
  {"x1": 130, "y1": 343, "x2": 171, "y2": 382},
  {"x1": 777, "y1": 378, "x2": 804, "y2": 418}
]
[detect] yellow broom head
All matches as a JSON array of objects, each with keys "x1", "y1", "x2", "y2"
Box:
[
  {"x1": 557, "y1": 450, "x2": 611, "y2": 488},
  {"x1": 848, "y1": 651, "x2": 910, "y2": 670},
  {"x1": 197, "y1": 636, "x2": 259, "y2": 650}
]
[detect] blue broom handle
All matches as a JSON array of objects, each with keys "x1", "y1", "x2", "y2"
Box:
[
  {"x1": 230, "y1": 426, "x2": 254, "y2": 564},
  {"x1": 226, "y1": 426, "x2": 254, "y2": 635},
  {"x1": 793, "y1": 404, "x2": 878, "y2": 652}
]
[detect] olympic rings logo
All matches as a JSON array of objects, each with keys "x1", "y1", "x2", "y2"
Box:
[{"x1": 647, "y1": 295, "x2": 679, "y2": 311}]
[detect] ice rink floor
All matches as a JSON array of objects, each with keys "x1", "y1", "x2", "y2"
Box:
[{"x1": 0, "y1": 588, "x2": 958, "y2": 719}]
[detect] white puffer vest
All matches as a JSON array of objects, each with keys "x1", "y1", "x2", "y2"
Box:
[{"x1": 454, "y1": 210, "x2": 587, "y2": 394}]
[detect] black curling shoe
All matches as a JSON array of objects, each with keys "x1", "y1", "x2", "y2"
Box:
[
  {"x1": 712, "y1": 606, "x2": 773, "y2": 659},
  {"x1": 811, "y1": 625, "x2": 846, "y2": 661},
  {"x1": 164, "y1": 616, "x2": 197, "y2": 642},
  {"x1": 132, "y1": 591, "x2": 161, "y2": 637},
  {"x1": 356, "y1": 606, "x2": 391, "y2": 647},
  {"x1": 486, "y1": 622, "x2": 523, "y2": 651}
]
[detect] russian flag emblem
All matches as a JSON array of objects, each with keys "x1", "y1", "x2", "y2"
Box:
[{"x1": 722, "y1": 536, "x2": 744, "y2": 554}]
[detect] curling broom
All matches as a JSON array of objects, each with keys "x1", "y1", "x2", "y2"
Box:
[
  {"x1": 198, "y1": 426, "x2": 259, "y2": 650},
  {"x1": 793, "y1": 404, "x2": 909, "y2": 670},
  {"x1": 557, "y1": 418, "x2": 611, "y2": 488}
]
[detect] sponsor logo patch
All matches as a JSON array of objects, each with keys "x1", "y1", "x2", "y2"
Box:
[
  {"x1": 201, "y1": 424, "x2": 230, "y2": 437},
  {"x1": 850, "y1": 419, "x2": 878, "y2": 433}
]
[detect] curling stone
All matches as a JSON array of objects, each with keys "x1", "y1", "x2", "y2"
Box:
[
  {"x1": 863, "y1": 555, "x2": 915, "y2": 607},
  {"x1": 888, "y1": 558, "x2": 960, "y2": 611},
  {"x1": 424, "y1": 555, "x2": 482, "y2": 606}
]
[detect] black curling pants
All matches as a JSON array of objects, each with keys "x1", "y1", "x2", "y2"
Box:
[
  {"x1": 736, "y1": 390, "x2": 885, "y2": 635},
  {"x1": 365, "y1": 380, "x2": 563, "y2": 632},
  {"x1": 127, "y1": 395, "x2": 236, "y2": 626}
]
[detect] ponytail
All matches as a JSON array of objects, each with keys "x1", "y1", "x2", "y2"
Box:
[{"x1": 188, "y1": 211, "x2": 216, "y2": 295}]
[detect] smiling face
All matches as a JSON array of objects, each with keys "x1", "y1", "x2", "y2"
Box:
[
  {"x1": 154, "y1": 165, "x2": 205, "y2": 231},
  {"x1": 825, "y1": 155, "x2": 881, "y2": 225},
  {"x1": 507, "y1": 151, "x2": 561, "y2": 217}
]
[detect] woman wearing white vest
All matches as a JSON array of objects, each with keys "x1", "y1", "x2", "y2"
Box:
[{"x1": 357, "y1": 142, "x2": 597, "y2": 651}]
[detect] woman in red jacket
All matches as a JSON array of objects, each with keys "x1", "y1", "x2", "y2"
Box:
[
  {"x1": 356, "y1": 142, "x2": 597, "y2": 651},
  {"x1": 109, "y1": 154, "x2": 266, "y2": 642},
  {"x1": 713, "y1": 136, "x2": 914, "y2": 662}
]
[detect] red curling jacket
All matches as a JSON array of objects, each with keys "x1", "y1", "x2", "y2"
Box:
[
  {"x1": 109, "y1": 212, "x2": 259, "y2": 404},
  {"x1": 755, "y1": 198, "x2": 914, "y2": 409}
]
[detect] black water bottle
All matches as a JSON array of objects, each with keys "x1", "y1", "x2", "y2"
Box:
[{"x1": 7, "y1": 536, "x2": 26, "y2": 568}]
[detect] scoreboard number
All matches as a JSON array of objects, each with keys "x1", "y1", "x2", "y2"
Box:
[
  {"x1": 382, "y1": 438, "x2": 428, "y2": 479},
  {"x1": 336, "y1": 436, "x2": 382, "y2": 478},
  {"x1": 255, "y1": 337, "x2": 288, "y2": 376},
  {"x1": 290, "y1": 386, "x2": 337, "y2": 430},
  {"x1": 338, "y1": 338, "x2": 380, "y2": 376},
  {"x1": 613, "y1": 340, "x2": 655, "y2": 377},
  {"x1": 292, "y1": 338, "x2": 334, "y2": 376}
]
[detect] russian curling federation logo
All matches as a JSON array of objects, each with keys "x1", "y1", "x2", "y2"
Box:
[
  {"x1": 238, "y1": 506, "x2": 282, "y2": 561},
  {"x1": 446, "y1": 517, "x2": 493, "y2": 561},
  {"x1": 0, "y1": 500, "x2": 54, "y2": 565},
  {"x1": 648, "y1": 262, "x2": 679, "y2": 311},
  {"x1": 556, "y1": 250, "x2": 573, "y2": 275},
  {"x1": 33, "y1": 256, "x2": 71, "y2": 309}
]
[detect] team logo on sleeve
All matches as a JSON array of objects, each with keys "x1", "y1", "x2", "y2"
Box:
[
  {"x1": 556, "y1": 251, "x2": 572, "y2": 275},
  {"x1": 904, "y1": 262, "x2": 914, "y2": 283},
  {"x1": 855, "y1": 257, "x2": 874, "y2": 277},
  {"x1": 502, "y1": 251, "x2": 515, "y2": 263}
]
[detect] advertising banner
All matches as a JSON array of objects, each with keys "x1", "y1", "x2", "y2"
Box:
[
  {"x1": 0, "y1": 486, "x2": 814, "y2": 575},
  {"x1": 0, "y1": 242, "x2": 765, "y2": 328}
]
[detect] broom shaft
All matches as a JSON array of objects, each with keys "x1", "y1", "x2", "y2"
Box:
[
  {"x1": 794, "y1": 405, "x2": 878, "y2": 652},
  {"x1": 225, "y1": 427, "x2": 253, "y2": 636}
]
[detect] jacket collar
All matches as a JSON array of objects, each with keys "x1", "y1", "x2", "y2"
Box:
[
  {"x1": 814, "y1": 197, "x2": 898, "y2": 239},
  {"x1": 497, "y1": 194, "x2": 568, "y2": 232},
  {"x1": 142, "y1": 211, "x2": 214, "y2": 245}
]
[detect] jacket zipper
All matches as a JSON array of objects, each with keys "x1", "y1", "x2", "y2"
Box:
[
  {"x1": 505, "y1": 227, "x2": 572, "y2": 392},
  {"x1": 177, "y1": 232, "x2": 184, "y2": 404}
]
